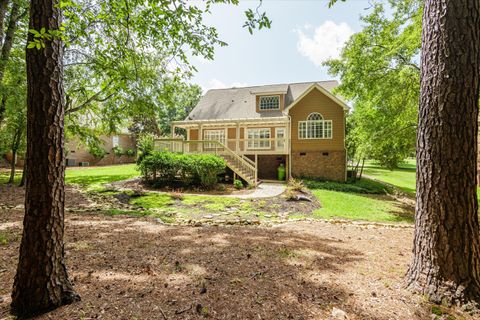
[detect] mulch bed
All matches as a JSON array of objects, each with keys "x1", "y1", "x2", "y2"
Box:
[{"x1": 0, "y1": 186, "x2": 476, "y2": 319}]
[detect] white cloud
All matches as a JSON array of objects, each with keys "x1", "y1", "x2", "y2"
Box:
[
  {"x1": 296, "y1": 20, "x2": 354, "y2": 67},
  {"x1": 203, "y1": 79, "x2": 249, "y2": 93}
]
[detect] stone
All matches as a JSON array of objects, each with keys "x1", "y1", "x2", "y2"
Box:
[{"x1": 330, "y1": 307, "x2": 348, "y2": 320}]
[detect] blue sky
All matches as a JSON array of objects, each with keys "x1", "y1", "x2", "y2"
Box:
[{"x1": 190, "y1": 0, "x2": 377, "y2": 91}]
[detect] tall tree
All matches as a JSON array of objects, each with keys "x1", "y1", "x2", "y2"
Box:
[
  {"x1": 10, "y1": 0, "x2": 80, "y2": 315},
  {"x1": 406, "y1": 0, "x2": 480, "y2": 304},
  {"x1": 325, "y1": 0, "x2": 421, "y2": 169}
]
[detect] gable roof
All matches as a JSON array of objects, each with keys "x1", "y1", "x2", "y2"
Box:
[{"x1": 186, "y1": 80, "x2": 344, "y2": 121}]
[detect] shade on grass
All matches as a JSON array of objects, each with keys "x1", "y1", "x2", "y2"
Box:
[
  {"x1": 65, "y1": 164, "x2": 139, "y2": 191},
  {"x1": 362, "y1": 159, "x2": 416, "y2": 195},
  {"x1": 312, "y1": 189, "x2": 413, "y2": 223}
]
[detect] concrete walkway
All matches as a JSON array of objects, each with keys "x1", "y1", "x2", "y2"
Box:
[{"x1": 223, "y1": 182, "x2": 287, "y2": 199}]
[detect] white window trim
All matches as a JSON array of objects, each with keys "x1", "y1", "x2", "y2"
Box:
[
  {"x1": 203, "y1": 129, "x2": 227, "y2": 146},
  {"x1": 275, "y1": 127, "x2": 286, "y2": 150},
  {"x1": 259, "y1": 95, "x2": 280, "y2": 111},
  {"x1": 246, "y1": 128, "x2": 271, "y2": 150},
  {"x1": 298, "y1": 119, "x2": 333, "y2": 140}
]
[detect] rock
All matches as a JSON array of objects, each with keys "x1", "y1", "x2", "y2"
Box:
[
  {"x1": 203, "y1": 215, "x2": 214, "y2": 219},
  {"x1": 330, "y1": 307, "x2": 349, "y2": 320}
]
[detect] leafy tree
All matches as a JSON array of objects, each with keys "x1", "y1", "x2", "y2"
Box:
[
  {"x1": 0, "y1": 0, "x2": 28, "y2": 125},
  {"x1": 12, "y1": 0, "x2": 270, "y2": 316},
  {"x1": 325, "y1": 0, "x2": 421, "y2": 168},
  {"x1": 0, "y1": 52, "x2": 26, "y2": 184}
]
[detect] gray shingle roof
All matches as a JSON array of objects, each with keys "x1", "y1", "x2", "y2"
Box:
[{"x1": 186, "y1": 81, "x2": 340, "y2": 121}]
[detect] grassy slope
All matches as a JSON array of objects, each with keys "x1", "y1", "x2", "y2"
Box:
[
  {"x1": 362, "y1": 159, "x2": 416, "y2": 195},
  {"x1": 305, "y1": 178, "x2": 414, "y2": 223},
  {"x1": 65, "y1": 164, "x2": 139, "y2": 191}
]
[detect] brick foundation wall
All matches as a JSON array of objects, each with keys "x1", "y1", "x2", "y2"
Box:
[{"x1": 291, "y1": 150, "x2": 346, "y2": 181}]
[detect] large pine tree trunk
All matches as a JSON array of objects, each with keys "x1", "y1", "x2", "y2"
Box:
[
  {"x1": 407, "y1": 0, "x2": 480, "y2": 304},
  {"x1": 10, "y1": 0, "x2": 80, "y2": 316}
]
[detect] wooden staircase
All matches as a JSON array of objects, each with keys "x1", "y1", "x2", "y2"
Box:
[{"x1": 154, "y1": 138, "x2": 258, "y2": 186}]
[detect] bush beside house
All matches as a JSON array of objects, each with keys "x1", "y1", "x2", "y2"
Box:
[{"x1": 138, "y1": 151, "x2": 226, "y2": 189}]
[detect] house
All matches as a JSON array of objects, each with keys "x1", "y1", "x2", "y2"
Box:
[
  {"x1": 66, "y1": 133, "x2": 136, "y2": 166},
  {"x1": 158, "y1": 81, "x2": 348, "y2": 185}
]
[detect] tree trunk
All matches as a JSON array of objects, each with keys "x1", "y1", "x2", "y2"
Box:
[
  {"x1": 358, "y1": 157, "x2": 365, "y2": 180},
  {"x1": 7, "y1": 148, "x2": 16, "y2": 184},
  {"x1": 19, "y1": 159, "x2": 25, "y2": 187},
  {"x1": 10, "y1": 0, "x2": 80, "y2": 316},
  {"x1": 406, "y1": 0, "x2": 480, "y2": 304}
]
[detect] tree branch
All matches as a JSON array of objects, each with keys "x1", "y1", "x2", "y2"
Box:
[{"x1": 65, "y1": 80, "x2": 115, "y2": 115}]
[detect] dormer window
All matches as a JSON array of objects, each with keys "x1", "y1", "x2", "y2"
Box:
[{"x1": 259, "y1": 95, "x2": 280, "y2": 110}]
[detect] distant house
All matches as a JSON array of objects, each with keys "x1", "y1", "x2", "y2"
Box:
[
  {"x1": 66, "y1": 133, "x2": 136, "y2": 166},
  {"x1": 157, "y1": 81, "x2": 348, "y2": 185}
]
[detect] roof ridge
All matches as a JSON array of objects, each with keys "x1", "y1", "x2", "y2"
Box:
[{"x1": 205, "y1": 80, "x2": 337, "y2": 92}]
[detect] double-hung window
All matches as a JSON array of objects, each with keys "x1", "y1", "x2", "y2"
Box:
[
  {"x1": 204, "y1": 129, "x2": 225, "y2": 149},
  {"x1": 298, "y1": 113, "x2": 332, "y2": 139},
  {"x1": 259, "y1": 96, "x2": 280, "y2": 110},
  {"x1": 247, "y1": 128, "x2": 271, "y2": 149}
]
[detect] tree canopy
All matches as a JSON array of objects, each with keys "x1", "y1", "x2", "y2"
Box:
[{"x1": 326, "y1": 0, "x2": 422, "y2": 168}]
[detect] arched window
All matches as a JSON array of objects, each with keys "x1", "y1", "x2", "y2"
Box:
[
  {"x1": 298, "y1": 112, "x2": 332, "y2": 139},
  {"x1": 307, "y1": 112, "x2": 323, "y2": 121}
]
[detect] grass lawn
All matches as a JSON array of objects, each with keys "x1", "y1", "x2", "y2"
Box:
[
  {"x1": 362, "y1": 159, "x2": 416, "y2": 195},
  {"x1": 0, "y1": 169, "x2": 22, "y2": 185},
  {"x1": 304, "y1": 178, "x2": 414, "y2": 223},
  {"x1": 65, "y1": 164, "x2": 139, "y2": 191}
]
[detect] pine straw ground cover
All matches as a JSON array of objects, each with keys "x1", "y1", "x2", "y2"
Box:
[{"x1": 0, "y1": 190, "x2": 476, "y2": 319}]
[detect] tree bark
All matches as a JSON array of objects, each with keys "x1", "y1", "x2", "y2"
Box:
[
  {"x1": 10, "y1": 0, "x2": 80, "y2": 316},
  {"x1": 406, "y1": 0, "x2": 480, "y2": 304}
]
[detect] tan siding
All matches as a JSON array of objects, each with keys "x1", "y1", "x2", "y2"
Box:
[
  {"x1": 289, "y1": 88, "x2": 345, "y2": 152},
  {"x1": 189, "y1": 129, "x2": 199, "y2": 140}
]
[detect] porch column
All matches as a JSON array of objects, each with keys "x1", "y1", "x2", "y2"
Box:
[
  {"x1": 199, "y1": 124, "x2": 203, "y2": 152},
  {"x1": 236, "y1": 122, "x2": 240, "y2": 152}
]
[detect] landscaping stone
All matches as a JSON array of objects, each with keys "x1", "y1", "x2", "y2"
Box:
[{"x1": 329, "y1": 307, "x2": 349, "y2": 320}]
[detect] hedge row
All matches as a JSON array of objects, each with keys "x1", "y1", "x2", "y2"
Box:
[{"x1": 138, "y1": 151, "x2": 226, "y2": 188}]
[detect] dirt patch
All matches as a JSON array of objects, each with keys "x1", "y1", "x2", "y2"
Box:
[{"x1": 1, "y1": 210, "x2": 474, "y2": 319}]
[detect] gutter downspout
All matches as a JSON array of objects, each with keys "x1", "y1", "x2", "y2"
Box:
[{"x1": 287, "y1": 113, "x2": 292, "y2": 180}]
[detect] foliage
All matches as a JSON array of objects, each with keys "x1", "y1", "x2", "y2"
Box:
[
  {"x1": 136, "y1": 133, "x2": 155, "y2": 164},
  {"x1": 325, "y1": 0, "x2": 422, "y2": 168},
  {"x1": 287, "y1": 178, "x2": 307, "y2": 193},
  {"x1": 111, "y1": 146, "x2": 123, "y2": 157},
  {"x1": 233, "y1": 179, "x2": 243, "y2": 190},
  {"x1": 363, "y1": 159, "x2": 416, "y2": 195},
  {"x1": 125, "y1": 148, "x2": 135, "y2": 157},
  {"x1": 138, "y1": 151, "x2": 226, "y2": 189},
  {"x1": 60, "y1": 0, "x2": 269, "y2": 142},
  {"x1": 87, "y1": 144, "x2": 106, "y2": 159}
]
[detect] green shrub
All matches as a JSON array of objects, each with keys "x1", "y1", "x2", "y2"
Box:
[
  {"x1": 136, "y1": 133, "x2": 155, "y2": 164},
  {"x1": 287, "y1": 178, "x2": 307, "y2": 193},
  {"x1": 125, "y1": 148, "x2": 135, "y2": 157},
  {"x1": 233, "y1": 179, "x2": 243, "y2": 189},
  {"x1": 138, "y1": 151, "x2": 226, "y2": 189},
  {"x1": 88, "y1": 145, "x2": 106, "y2": 159},
  {"x1": 112, "y1": 146, "x2": 123, "y2": 157}
]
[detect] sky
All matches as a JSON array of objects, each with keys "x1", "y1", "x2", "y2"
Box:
[{"x1": 189, "y1": 0, "x2": 378, "y2": 92}]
